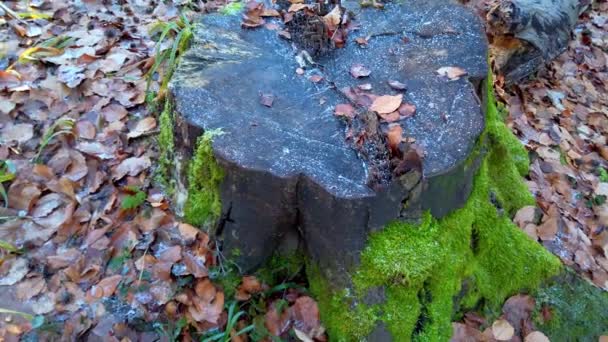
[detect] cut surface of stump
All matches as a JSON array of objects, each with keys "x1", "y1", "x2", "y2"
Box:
[{"x1": 170, "y1": 1, "x2": 488, "y2": 282}]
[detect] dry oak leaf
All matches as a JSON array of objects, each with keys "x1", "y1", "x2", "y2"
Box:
[
  {"x1": 387, "y1": 124, "x2": 403, "y2": 154},
  {"x1": 537, "y1": 215, "x2": 559, "y2": 241},
  {"x1": 0, "y1": 257, "x2": 29, "y2": 286},
  {"x1": 350, "y1": 64, "x2": 371, "y2": 78},
  {"x1": 96, "y1": 275, "x2": 122, "y2": 297},
  {"x1": 513, "y1": 206, "x2": 537, "y2": 229},
  {"x1": 370, "y1": 94, "x2": 403, "y2": 114},
  {"x1": 524, "y1": 331, "x2": 550, "y2": 342},
  {"x1": 178, "y1": 223, "x2": 199, "y2": 244},
  {"x1": 112, "y1": 156, "x2": 152, "y2": 180},
  {"x1": 491, "y1": 319, "x2": 514, "y2": 341},
  {"x1": 436, "y1": 66, "x2": 467, "y2": 80},
  {"x1": 127, "y1": 117, "x2": 157, "y2": 139},
  {"x1": 388, "y1": 80, "x2": 407, "y2": 90},
  {"x1": 189, "y1": 279, "x2": 225, "y2": 323},
  {"x1": 291, "y1": 296, "x2": 322, "y2": 336},
  {"x1": 1, "y1": 123, "x2": 34, "y2": 143},
  {"x1": 334, "y1": 104, "x2": 355, "y2": 118}
]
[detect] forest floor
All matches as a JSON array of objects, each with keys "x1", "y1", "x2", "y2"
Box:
[{"x1": 0, "y1": 0, "x2": 606, "y2": 341}]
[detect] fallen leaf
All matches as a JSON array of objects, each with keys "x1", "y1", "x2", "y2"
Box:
[
  {"x1": 260, "y1": 93, "x2": 275, "y2": 107},
  {"x1": 514, "y1": 206, "x2": 538, "y2": 228},
  {"x1": 323, "y1": 5, "x2": 341, "y2": 29},
  {"x1": 388, "y1": 80, "x2": 407, "y2": 90},
  {"x1": 387, "y1": 124, "x2": 403, "y2": 154},
  {"x1": 294, "y1": 327, "x2": 314, "y2": 342},
  {"x1": 291, "y1": 296, "x2": 321, "y2": 336},
  {"x1": 334, "y1": 104, "x2": 355, "y2": 118},
  {"x1": 178, "y1": 223, "x2": 199, "y2": 244},
  {"x1": 1, "y1": 123, "x2": 34, "y2": 143},
  {"x1": 355, "y1": 36, "x2": 369, "y2": 46},
  {"x1": 524, "y1": 331, "x2": 550, "y2": 342},
  {"x1": 112, "y1": 156, "x2": 152, "y2": 180},
  {"x1": 97, "y1": 275, "x2": 122, "y2": 296},
  {"x1": 358, "y1": 83, "x2": 372, "y2": 91},
  {"x1": 437, "y1": 66, "x2": 468, "y2": 80},
  {"x1": 398, "y1": 103, "x2": 416, "y2": 118},
  {"x1": 0, "y1": 258, "x2": 29, "y2": 286},
  {"x1": 309, "y1": 75, "x2": 323, "y2": 83},
  {"x1": 76, "y1": 120, "x2": 96, "y2": 139},
  {"x1": 537, "y1": 215, "x2": 559, "y2": 241},
  {"x1": 370, "y1": 94, "x2": 403, "y2": 114},
  {"x1": 102, "y1": 103, "x2": 128, "y2": 123},
  {"x1": 288, "y1": 4, "x2": 312, "y2": 12},
  {"x1": 492, "y1": 319, "x2": 514, "y2": 341},
  {"x1": 350, "y1": 64, "x2": 371, "y2": 78},
  {"x1": 127, "y1": 117, "x2": 157, "y2": 139},
  {"x1": 57, "y1": 65, "x2": 86, "y2": 88}
]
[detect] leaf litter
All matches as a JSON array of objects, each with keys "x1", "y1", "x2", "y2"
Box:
[{"x1": 0, "y1": 1, "x2": 324, "y2": 341}]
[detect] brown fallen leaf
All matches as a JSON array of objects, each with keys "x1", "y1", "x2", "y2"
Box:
[
  {"x1": 309, "y1": 75, "x2": 323, "y2": 83},
  {"x1": 398, "y1": 103, "x2": 416, "y2": 118},
  {"x1": 178, "y1": 223, "x2": 199, "y2": 244},
  {"x1": 112, "y1": 156, "x2": 152, "y2": 180},
  {"x1": 437, "y1": 66, "x2": 468, "y2": 80},
  {"x1": 127, "y1": 117, "x2": 157, "y2": 139},
  {"x1": 355, "y1": 36, "x2": 369, "y2": 46},
  {"x1": 450, "y1": 322, "x2": 484, "y2": 342},
  {"x1": 513, "y1": 206, "x2": 538, "y2": 228},
  {"x1": 260, "y1": 93, "x2": 275, "y2": 107},
  {"x1": 1, "y1": 123, "x2": 34, "y2": 143},
  {"x1": 524, "y1": 331, "x2": 550, "y2": 342},
  {"x1": 101, "y1": 103, "x2": 128, "y2": 122},
  {"x1": 76, "y1": 120, "x2": 96, "y2": 139},
  {"x1": 96, "y1": 275, "x2": 122, "y2": 297},
  {"x1": 537, "y1": 215, "x2": 559, "y2": 241},
  {"x1": 334, "y1": 104, "x2": 355, "y2": 118},
  {"x1": 290, "y1": 296, "x2": 322, "y2": 337},
  {"x1": 491, "y1": 319, "x2": 514, "y2": 341},
  {"x1": 189, "y1": 279, "x2": 224, "y2": 323},
  {"x1": 388, "y1": 80, "x2": 407, "y2": 90},
  {"x1": 370, "y1": 94, "x2": 403, "y2": 114},
  {"x1": 387, "y1": 124, "x2": 403, "y2": 155},
  {"x1": 350, "y1": 64, "x2": 371, "y2": 78}
]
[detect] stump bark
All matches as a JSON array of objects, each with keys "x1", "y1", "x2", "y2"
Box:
[{"x1": 170, "y1": 1, "x2": 488, "y2": 284}]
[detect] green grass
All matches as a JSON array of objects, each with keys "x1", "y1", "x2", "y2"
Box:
[{"x1": 146, "y1": 14, "x2": 194, "y2": 105}]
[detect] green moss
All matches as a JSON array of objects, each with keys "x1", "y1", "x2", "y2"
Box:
[
  {"x1": 534, "y1": 269, "x2": 608, "y2": 341},
  {"x1": 184, "y1": 130, "x2": 225, "y2": 227},
  {"x1": 256, "y1": 252, "x2": 305, "y2": 285},
  {"x1": 308, "y1": 265, "x2": 380, "y2": 341},
  {"x1": 156, "y1": 100, "x2": 176, "y2": 194},
  {"x1": 309, "y1": 72, "x2": 562, "y2": 341}
]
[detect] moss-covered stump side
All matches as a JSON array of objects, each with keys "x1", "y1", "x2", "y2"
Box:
[{"x1": 306, "y1": 75, "x2": 566, "y2": 341}]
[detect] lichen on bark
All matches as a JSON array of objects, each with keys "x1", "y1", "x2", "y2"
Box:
[{"x1": 307, "y1": 73, "x2": 563, "y2": 341}]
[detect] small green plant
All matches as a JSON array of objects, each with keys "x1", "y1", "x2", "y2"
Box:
[
  {"x1": 220, "y1": 1, "x2": 243, "y2": 15},
  {"x1": 108, "y1": 249, "x2": 132, "y2": 271},
  {"x1": 34, "y1": 118, "x2": 75, "y2": 163},
  {"x1": 0, "y1": 161, "x2": 16, "y2": 207},
  {"x1": 0, "y1": 308, "x2": 44, "y2": 328},
  {"x1": 0, "y1": 240, "x2": 20, "y2": 253},
  {"x1": 599, "y1": 168, "x2": 608, "y2": 182},
  {"x1": 146, "y1": 14, "x2": 194, "y2": 104},
  {"x1": 120, "y1": 186, "x2": 147, "y2": 210},
  {"x1": 201, "y1": 301, "x2": 254, "y2": 342},
  {"x1": 154, "y1": 317, "x2": 188, "y2": 342}
]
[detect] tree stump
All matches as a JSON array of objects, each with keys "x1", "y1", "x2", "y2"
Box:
[
  {"x1": 485, "y1": 0, "x2": 589, "y2": 83},
  {"x1": 170, "y1": 1, "x2": 488, "y2": 284}
]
